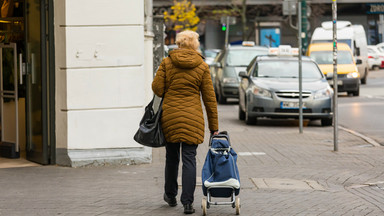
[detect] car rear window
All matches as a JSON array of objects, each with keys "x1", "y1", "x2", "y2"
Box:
[
  {"x1": 227, "y1": 49, "x2": 268, "y2": 66},
  {"x1": 254, "y1": 61, "x2": 323, "y2": 79},
  {"x1": 309, "y1": 50, "x2": 353, "y2": 64}
]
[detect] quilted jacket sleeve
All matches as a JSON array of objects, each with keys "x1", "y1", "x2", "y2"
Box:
[
  {"x1": 201, "y1": 66, "x2": 219, "y2": 131},
  {"x1": 152, "y1": 59, "x2": 166, "y2": 97}
]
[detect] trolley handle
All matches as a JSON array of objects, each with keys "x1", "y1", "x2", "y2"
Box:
[{"x1": 209, "y1": 131, "x2": 231, "y2": 147}]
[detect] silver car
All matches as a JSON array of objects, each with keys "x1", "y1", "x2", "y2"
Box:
[
  {"x1": 367, "y1": 45, "x2": 384, "y2": 70},
  {"x1": 204, "y1": 49, "x2": 221, "y2": 66},
  {"x1": 238, "y1": 55, "x2": 333, "y2": 126},
  {"x1": 210, "y1": 44, "x2": 268, "y2": 104}
]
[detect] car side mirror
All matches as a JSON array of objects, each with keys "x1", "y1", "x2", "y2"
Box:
[
  {"x1": 356, "y1": 59, "x2": 362, "y2": 64},
  {"x1": 238, "y1": 71, "x2": 248, "y2": 77},
  {"x1": 355, "y1": 47, "x2": 360, "y2": 56}
]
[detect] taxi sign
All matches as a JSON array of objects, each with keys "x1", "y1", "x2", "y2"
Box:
[
  {"x1": 268, "y1": 48, "x2": 279, "y2": 55},
  {"x1": 268, "y1": 45, "x2": 299, "y2": 56},
  {"x1": 242, "y1": 41, "x2": 255, "y2": 47},
  {"x1": 290, "y1": 48, "x2": 299, "y2": 55}
]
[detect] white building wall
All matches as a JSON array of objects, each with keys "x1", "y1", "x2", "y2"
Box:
[{"x1": 54, "y1": 0, "x2": 152, "y2": 166}]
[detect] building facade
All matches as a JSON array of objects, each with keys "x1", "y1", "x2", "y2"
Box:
[
  {"x1": 54, "y1": 0, "x2": 154, "y2": 166},
  {"x1": 0, "y1": 0, "x2": 154, "y2": 167},
  {"x1": 154, "y1": 0, "x2": 384, "y2": 50}
]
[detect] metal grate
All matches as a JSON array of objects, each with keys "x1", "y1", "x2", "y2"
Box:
[{"x1": 275, "y1": 91, "x2": 311, "y2": 99}]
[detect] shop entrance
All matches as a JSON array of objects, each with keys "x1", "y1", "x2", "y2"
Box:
[{"x1": 0, "y1": 0, "x2": 54, "y2": 165}]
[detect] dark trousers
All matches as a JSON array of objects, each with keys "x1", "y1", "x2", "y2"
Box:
[{"x1": 164, "y1": 142, "x2": 198, "y2": 205}]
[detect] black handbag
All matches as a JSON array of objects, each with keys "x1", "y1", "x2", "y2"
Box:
[{"x1": 133, "y1": 96, "x2": 166, "y2": 147}]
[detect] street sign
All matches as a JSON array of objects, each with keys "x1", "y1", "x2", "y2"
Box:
[
  {"x1": 283, "y1": 0, "x2": 297, "y2": 16},
  {"x1": 220, "y1": 16, "x2": 236, "y2": 25},
  {"x1": 366, "y1": 3, "x2": 384, "y2": 14}
]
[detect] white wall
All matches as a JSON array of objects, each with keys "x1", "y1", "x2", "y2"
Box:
[{"x1": 55, "y1": 0, "x2": 152, "y2": 165}]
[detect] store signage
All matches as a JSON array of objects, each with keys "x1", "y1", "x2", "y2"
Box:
[{"x1": 366, "y1": 3, "x2": 384, "y2": 14}]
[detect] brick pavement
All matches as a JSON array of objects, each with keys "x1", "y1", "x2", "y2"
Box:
[{"x1": 1, "y1": 103, "x2": 384, "y2": 216}]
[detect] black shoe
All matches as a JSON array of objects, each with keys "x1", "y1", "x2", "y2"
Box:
[
  {"x1": 183, "y1": 203, "x2": 195, "y2": 214},
  {"x1": 163, "y1": 193, "x2": 177, "y2": 207}
]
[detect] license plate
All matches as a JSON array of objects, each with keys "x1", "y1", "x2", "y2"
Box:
[
  {"x1": 280, "y1": 101, "x2": 306, "y2": 109},
  {"x1": 328, "y1": 80, "x2": 343, "y2": 85}
]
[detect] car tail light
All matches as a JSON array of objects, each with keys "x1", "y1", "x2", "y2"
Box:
[{"x1": 368, "y1": 56, "x2": 374, "y2": 59}]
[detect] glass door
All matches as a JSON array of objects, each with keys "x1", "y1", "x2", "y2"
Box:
[
  {"x1": 0, "y1": 43, "x2": 19, "y2": 158},
  {"x1": 25, "y1": 0, "x2": 49, "y2": 164}
]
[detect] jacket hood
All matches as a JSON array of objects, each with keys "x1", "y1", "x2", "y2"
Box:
[{"x1": 169, "y1": 49, "x2": 204, "y2": 69}]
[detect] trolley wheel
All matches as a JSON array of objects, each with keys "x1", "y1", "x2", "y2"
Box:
[
  {"x1": 235, "y1": 197, "x2": 240, "y2": 215},
  {"x1": 202, "y1": 198, "x2": 208, "y2": 216}
]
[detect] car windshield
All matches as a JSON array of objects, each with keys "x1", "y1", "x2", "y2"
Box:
[
  {"x1": 254, "y1": 60, "x2": 323, "y2": 79},
  {"x1": 312, "y1": 39, "x2": 352, "y2": 48},
  {"x1": 310, "y1": 51, "x2": 353, "y2": 64},
  {"x1": 227, "y1": 49, "x2": 267, "y2": 66}
]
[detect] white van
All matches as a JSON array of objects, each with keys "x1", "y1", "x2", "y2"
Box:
[{"x1": 310, "y1": 21, "x2": 369, "y2": 84}]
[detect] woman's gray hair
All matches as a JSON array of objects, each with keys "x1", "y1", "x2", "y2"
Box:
[{"x1": 175, "y1": 30, "x2": 200, "y2": 51}]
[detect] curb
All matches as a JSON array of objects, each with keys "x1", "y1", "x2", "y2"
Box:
[{"x1": 339, "y1": 125, "x2": 381, "y2": 147}]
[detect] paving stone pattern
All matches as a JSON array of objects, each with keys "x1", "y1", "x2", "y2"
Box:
[{"x1": 0, "y1": 103, "x2": 383, "y2": 216}]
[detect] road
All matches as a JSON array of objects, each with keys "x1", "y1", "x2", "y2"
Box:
[
  {"x1": 225, "y1": 69, "x2": 384, "y2": 146},
  {"x1": 338, "y1": 69, "x2": 384, "y2": 145}
]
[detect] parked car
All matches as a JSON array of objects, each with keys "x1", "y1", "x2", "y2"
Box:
[
  {"x1": 204, "y1": 49, "x2": 221, "y2": 66},
  {"x1": 238, "y1": 46, "x2": 333, "y2": 126},
  {"x1": 367, "y1": 45, "x2": 384, "y2": 70},
  {"x1": 376, "y1": 42, "x2": 384, "y2": 52},
  {"x1": 166, "y1": 44, "x2": 203, "y2": 57},
  {"x1": 311, "y1": 21, "x2": 369, "y2": 84},
  {"x1": 165, "y1": 44, "x2": 179, "y2": 57},
  {"x1": 210, "y1": 42, "x2": 268, "y2": 104},
  {"x1": 306, "y1": 42, "x2": 360, "y2": 96}
]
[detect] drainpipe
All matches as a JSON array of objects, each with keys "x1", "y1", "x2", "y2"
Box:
[
  {"x1": 144, "y1": 0, "x2": 155, "y2": 105},
  {"x1": 380, "y1": 15, "x2": 384, "y2": 42},
  {"x1": 144, "y1": 0, "x2": 154, "y2": 37}
]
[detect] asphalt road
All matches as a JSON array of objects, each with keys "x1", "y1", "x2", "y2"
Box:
[{"x1": 338, "y1": 69, "x2": 384, "y2": 145}]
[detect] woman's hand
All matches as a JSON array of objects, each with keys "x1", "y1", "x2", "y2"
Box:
[{"x1": 211, "y1": 130, "x2": 219, "y2": 136}]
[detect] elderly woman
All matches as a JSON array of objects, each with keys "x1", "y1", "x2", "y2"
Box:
[{"x1": 152, "y1": 30, "x2": 219, "y2": 214}]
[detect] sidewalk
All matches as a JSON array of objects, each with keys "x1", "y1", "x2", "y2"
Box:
[{"x1": 1, "y1": 104, "x2": 384, "y2": 216}]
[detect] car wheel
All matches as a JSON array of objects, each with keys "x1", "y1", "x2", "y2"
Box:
[
  {"x1": 218, "y1": 87, "x2": 227, "y2": 104},
  {"x1": 245, "y1": 107, "x2": 257, "y2": 125},
  {"x1": 238, "y1": 104, "x2": 245, "y2": 120},
  {"x1": 215, "y1": 88, "x2": 219, "y2": 101},
  {"x1": 373, "y1": 65, "x2": 380, "y2": 71},
  {"x1": 361, "y1": 68, "x2": 368, "y2": 85},
  {"x1": 348, "y1": 86, "x2": 360, "y2": 97},
  {"x1": 321, "y1": 118, "x2": 333, "y2": 126},
  {"x1": 352, "y1": 87, "x2": 360, "y2": 96}
]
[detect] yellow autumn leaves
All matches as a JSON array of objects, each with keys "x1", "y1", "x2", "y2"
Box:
[{"x1": 164, "y1": 0, "x2": 200, "y2": 31}]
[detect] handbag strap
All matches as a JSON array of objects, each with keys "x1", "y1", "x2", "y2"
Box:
[{"x1": 150, "y1": 94, "x2": 164, "y2": 113}]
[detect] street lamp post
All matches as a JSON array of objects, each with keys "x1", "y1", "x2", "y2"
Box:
[
  {"x1": 298, "y1": 0, "x2": 303, "y2": 133},
  {"x1": 332, "y1": 0, "x2": 338, "y2": 151},
  {"x1": 225, "y1": 16, "x2": 229, "y2": 48}
]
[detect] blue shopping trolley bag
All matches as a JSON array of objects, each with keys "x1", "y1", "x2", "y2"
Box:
[{"x1": 202, "y1": 132, "x2": 240, "y2": 197}]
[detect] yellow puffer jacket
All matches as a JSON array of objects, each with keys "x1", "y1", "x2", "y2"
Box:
[{"x1": 152, "y1": 48, "x2": 218, "y2": 145}]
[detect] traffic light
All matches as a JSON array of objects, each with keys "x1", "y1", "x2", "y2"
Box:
[
  {"x1": 221, "y1": 23, "x2": 227, "y2": 31},
  {"x1": 301, "y1": 0, "x2": 308, "y2": 51}
]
